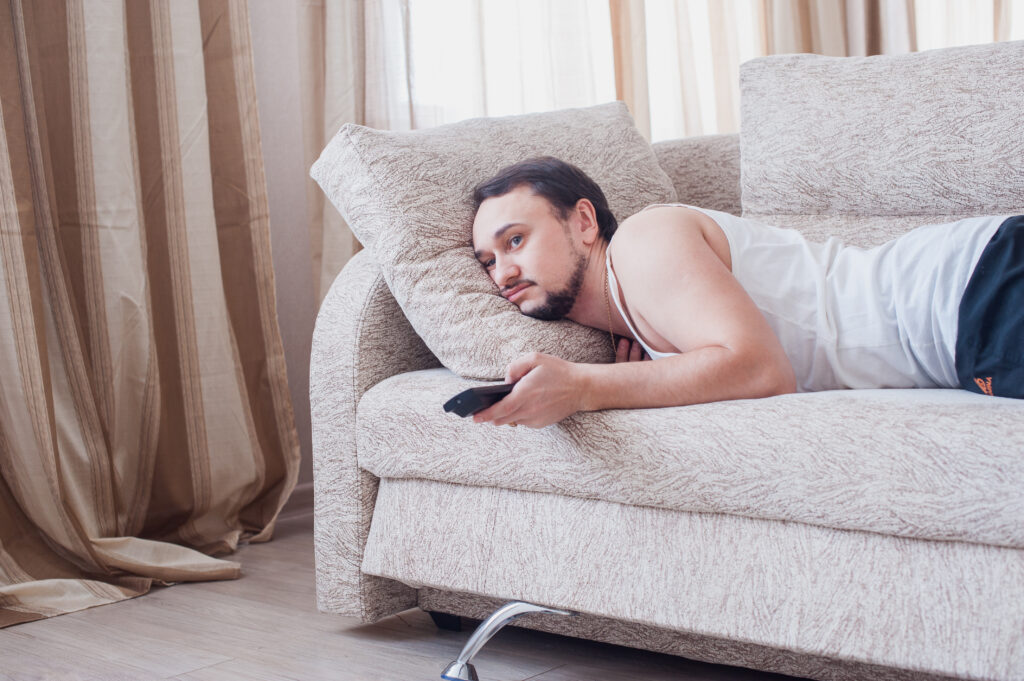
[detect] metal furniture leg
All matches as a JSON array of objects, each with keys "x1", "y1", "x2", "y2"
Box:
[{"x1": 441, "y1": 601, "x2": 576, "y2": 681}]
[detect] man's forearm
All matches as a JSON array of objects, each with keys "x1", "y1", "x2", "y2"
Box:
[{"x1": 576, "y1": 346, "x2": 793, "y2": 411}]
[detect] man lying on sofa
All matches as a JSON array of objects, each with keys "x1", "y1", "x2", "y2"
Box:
[{"x1": 469, "y1": 157, "x2": 1022, "y2": 428}]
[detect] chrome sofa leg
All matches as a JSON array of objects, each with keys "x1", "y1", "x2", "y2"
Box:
[{"x1": 441, "y1": 601, "x2": 576, "y2": 681}]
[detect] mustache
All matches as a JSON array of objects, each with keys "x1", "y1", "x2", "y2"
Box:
[{"x1": 501, "y1": 279, "x2": 536, "y2": 294}]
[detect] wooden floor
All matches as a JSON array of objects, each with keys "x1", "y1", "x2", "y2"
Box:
[{"x1": 0, "y1": 513, "x2": 804, "y2": 681}]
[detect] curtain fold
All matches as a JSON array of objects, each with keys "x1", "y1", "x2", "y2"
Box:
[
  {"x1": 610, "y1": 0, "x2": 652, "y2": 140},
  {"x1": 0, "y1": 0, "x2": 299, "y2": 628},
  {"x1": 298, "y1": 0, "x2": 368, "y2": 303},
  {"x1": 639, "y1": 0, "x2": 1019, "y2": 140}
]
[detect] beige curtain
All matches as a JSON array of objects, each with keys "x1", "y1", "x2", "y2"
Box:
[
  {"x1": 611, "y1": 0, "x2": 652, "y2": 139},
  {"x1": 631, "y1": 0, "x2": 1022, "y2": 140},
  {"x1": 298, "y1": 0, "x2": 367, "y2": 303},
  {"x1": 0, "y1": 0, "x2": 299, "y2": 628},
  {"x1": 300, "y1": 0, "x2": 421, "y2": 303},
  {"x1": 761, "y1": 0, "x2": 917, "y2": 55},
  {"x1": 300, "y1": 0, "x2": 417, "y2": 302},
  {"x1": 637, "y1": 0, "x2": 914, "y2": 138}
]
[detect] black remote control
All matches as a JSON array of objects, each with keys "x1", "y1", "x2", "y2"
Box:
[{"x1": 443, "y1": 383, "x2": 515, "y2": 417}]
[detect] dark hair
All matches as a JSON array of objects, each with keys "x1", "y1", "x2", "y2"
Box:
[{"x1": 471, "y1": 157, "x2": 618, "y2": 242}]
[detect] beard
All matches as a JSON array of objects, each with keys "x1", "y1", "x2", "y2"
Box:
[{"x1": 523, "y1": 252, "x2": 587, "y2": 321}]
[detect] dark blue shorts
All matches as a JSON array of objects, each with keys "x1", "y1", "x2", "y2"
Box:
[{"x1": 955, "y1": 215, "x2": 1024, "y2": 398}]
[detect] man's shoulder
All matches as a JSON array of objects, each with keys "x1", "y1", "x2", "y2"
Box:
[{"x1": 609, "y1": 206, "x2": 705, "y2": 264}]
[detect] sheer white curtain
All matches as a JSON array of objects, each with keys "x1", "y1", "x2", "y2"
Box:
[
  {"x1": 645, "y1": 0, "x2": 1024, "y2": 140},
  {"x1": 365, "y1": 0, "x2": 617, "y2": 130},
  {"x1": 361, "y1": 0, "x2": 1024, "y2": 140}
]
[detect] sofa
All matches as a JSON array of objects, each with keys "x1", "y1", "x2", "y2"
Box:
[{"x1": 310, "y1": 40, "x2": 1024, "y2": 681}]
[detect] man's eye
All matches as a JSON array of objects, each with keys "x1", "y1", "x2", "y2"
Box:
[
  {"x1": 509, "y1": 235, "x2": 523, "y2": 248},
  {"x1": 483, "y1": 258, "x2": 495, "y2": 270}
]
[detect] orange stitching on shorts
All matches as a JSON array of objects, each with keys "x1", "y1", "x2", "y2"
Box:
[{"x1": 974, "y1": 376, "x2": 994, "y2": 396}]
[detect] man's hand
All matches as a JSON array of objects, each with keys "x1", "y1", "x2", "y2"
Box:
[
  {"x1": 615, "y1": 337, "x2": 650, "y2": 363},
  {"x1": 472, "y1": 352, "x2": 586, "y2": 429}
]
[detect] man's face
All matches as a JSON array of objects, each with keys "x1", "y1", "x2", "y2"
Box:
[{"x1": 472, "y1": 185, "x2": 587, "y2": 320}]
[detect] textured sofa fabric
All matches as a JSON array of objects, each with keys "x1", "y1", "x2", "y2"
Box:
[
  {"x1": 310, "y1": 102, "x2": 677, "y2": 380},
  {"x1": 311, "y1": 39, "x2": 1024, "y2": 681},
  {"x1": 357, "y1": 368, "x2": 1024, "y2": 549},
  {"x1": 363, "y1": 479, "x2": 1023, "y2": 681},
  {"x1": 309, "y1": 249, "x2": 439, "y2": 619},
  {"x1": 652, "y1": 133, "x2": 741, "y2": 215},
  {"x1": 416, "y1": 589, "x2": 966, "y2": 681},
  {"x1": 740, "y1": 41, "x2": 1024, "y2": 219}
]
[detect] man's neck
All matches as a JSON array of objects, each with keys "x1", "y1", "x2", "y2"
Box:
[{"x1": 567, "y1": 240, "x2": 621, "y2": 337}]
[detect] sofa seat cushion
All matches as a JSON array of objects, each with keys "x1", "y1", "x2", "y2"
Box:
[{"x1": 356, "y1": 368, "x2": 1024, "y2": 549}]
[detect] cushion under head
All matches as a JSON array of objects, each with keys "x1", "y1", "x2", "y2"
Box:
[
  {"x1": 311, "y1": 102, "x2": 677, "y2": 379},
  {"x1": 740, "y1": 40, "x2": 1024, "y2": 222}
]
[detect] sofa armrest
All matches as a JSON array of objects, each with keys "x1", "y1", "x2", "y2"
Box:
[
  {"x1": 310, "y1": 248, "x2": 440, "y2": 621},
  {"x1": 653, "y1": 133, "x2": 741, "y2": 215}
]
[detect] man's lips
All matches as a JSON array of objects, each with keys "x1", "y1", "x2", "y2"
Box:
[{"x1": 503, "y1": 283, "x2": 531, "y2": 303}]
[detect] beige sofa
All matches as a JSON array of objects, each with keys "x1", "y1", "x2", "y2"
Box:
[{"x1": 311, "y1": 41, "x2": 1024, "y2": 681}]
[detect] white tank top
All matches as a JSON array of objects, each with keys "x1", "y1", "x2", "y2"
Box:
[{"x1": 606, "y1": 206, "x2": 1007, "y2": 392}]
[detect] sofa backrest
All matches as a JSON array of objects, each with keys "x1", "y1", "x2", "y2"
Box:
[
  {"x1": 652, "y1": 134, "x2": 741, "y2": 215},
  {"x1": 739, "y1": 40, "x2": 1024, "y2": 246}
]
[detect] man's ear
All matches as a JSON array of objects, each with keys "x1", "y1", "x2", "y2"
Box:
[{"x1": 574, "y1": 198, "x2": 600, "y2": 245}]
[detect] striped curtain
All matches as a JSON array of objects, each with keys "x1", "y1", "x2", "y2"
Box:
[
  {"x1": 0, "y1": 0, "x2": 299, "y2": 627},
  {"x1": 618, "y1": 0, "x2": 1024, "y2": 140}
]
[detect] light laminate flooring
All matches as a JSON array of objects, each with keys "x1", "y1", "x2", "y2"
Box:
[{"x1": 0, "y1": 513, "x2": 806, "y2": 681}]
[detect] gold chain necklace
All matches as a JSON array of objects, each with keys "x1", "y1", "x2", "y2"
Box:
[{"x1": 603, "y1": 265, "x2": 617, "y2": 354}]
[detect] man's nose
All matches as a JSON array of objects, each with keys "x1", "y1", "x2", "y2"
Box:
[{"x1": 495, "y1": 259, "x2": 520, "y2": 287}]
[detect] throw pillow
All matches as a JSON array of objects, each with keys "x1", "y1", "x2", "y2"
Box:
[{"x1": 311, "y1": 102, "x2": 677, "y2": 379}]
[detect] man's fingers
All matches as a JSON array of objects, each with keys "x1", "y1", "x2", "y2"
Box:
[
  {"x1": 491, "y1": 407, "x2": 526, "y2": 427},
  {"x1": 473, "y1": 381, "x2": 522, "y2": 423},
  {"x1": 616, "y1": 337, "x2": 645, "y2": 363},
  {"x1": 615, "y1": 337, "x2": 629, "y2": 363},
  {"x1": 475, "y1": 402, "x2": 525, "y2": 426},
  {"x1": 472, "y1": 405, "x2": 496, "y2": 423},
  {"x1": 505, "y1": 352, "x2": 541, "y2": 383}
]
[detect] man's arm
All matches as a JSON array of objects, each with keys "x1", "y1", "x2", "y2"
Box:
[
  {"x1": 581, "y1": 206, "x2": 796, "y2": 408},
  {"x1": 474, "y1": 208, "x2": 796, "y2": 427}
]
